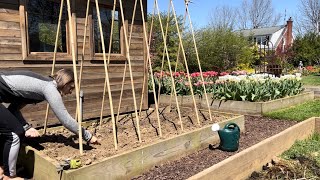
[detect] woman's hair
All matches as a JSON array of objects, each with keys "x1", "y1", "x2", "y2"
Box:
[{"x1": 52, "y1": 69, "x2": 74, "y2": 89}]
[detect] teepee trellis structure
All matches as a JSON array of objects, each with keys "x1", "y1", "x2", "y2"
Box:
[
  {"x1": 42, "y1": 0, "x2": 84, "y2": 154},
  {"x1": 169, "y1": 0, "x2": 201, "y2": 125},
  {"x1": 153, "y1": 0, "x2": 184, "y2": 131},
  {"x1": 137, "y1": 0, "x2": 165, "y2": 137},
  {"x1": 40, "y1": 0, "x2": 213, "y2": 155},
  {"x1": 118, "y1": 0, "x2": 142, "y2": 143},
  {"x1": 184, "y1": 0, "x2": 213, "y2": 122},
  {"x1": 66, "y1": 0, "x2": 84, "y2": 154},
  {"x1": 43, "y1": 0, "x2": 65, "y2": 135},
  {"x1": 93, "y1": 0, "x2": 118, "y2": 149}
]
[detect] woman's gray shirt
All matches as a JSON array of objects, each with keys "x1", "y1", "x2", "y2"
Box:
[{"x1": 0, "y1": 71, "x2": 92, "y2": 142}]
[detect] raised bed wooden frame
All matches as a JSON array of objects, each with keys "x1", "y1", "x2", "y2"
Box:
[
  {"x1": 188, "y1": 117, "x2": 320, "y2": 180},
  {"x1": 159, "y1": 91, "x2": 314, "y2": 115},
  {"x1": 18, "y1": 114, "x2": 244, "y2": 180}
]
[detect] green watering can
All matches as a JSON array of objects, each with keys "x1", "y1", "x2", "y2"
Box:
[{"x1": 217, "y1": 123, "x2": 240, "y2": 152}]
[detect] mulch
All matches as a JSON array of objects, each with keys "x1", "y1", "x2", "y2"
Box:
[{"x1": 132, "y1": 115, "x2": 298, "y2": 180}]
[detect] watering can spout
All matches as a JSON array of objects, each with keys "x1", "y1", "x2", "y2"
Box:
[{"x1": 217, "y1": 123, "x2": 240, "y2": 152}]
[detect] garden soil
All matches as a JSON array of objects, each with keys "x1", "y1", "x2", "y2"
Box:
[
  {"x1": 24, "y1": 108, "x2": 298, "y2": 179},
  {"x1": 25, "y1": 106, "x2": 234, "y2": 166}
]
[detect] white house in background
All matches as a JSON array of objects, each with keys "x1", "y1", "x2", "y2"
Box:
[{"x1": 236, "y1": 17, "x2": 293, "y2": 55}]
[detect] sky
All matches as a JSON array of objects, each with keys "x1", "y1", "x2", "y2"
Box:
[{"x1": 146, "y1": 0, "x2": 300, "y2": 29}]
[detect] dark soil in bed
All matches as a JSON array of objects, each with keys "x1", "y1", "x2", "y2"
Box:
[{"x1": 132, "y1": 115, "x2": 298, "y2": 180}]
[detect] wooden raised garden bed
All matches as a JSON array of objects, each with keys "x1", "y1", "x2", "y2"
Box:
[
  {"x1": 188, "y1": 117, "x2": 320, "y2": 180},
  {"x1": 160, "y1": 91, "x2": 314, "y2": 115},
  {"x1": 17, "y1": 113, "x2": 244, "y2": 180}
]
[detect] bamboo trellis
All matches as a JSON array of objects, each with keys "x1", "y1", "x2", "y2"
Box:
[
  {"x1": 42, "y1": 0, "x2": 214, "y2": 154},
  {"x1": 43, "y1": 0, "x2": 65, "y2": 135}
]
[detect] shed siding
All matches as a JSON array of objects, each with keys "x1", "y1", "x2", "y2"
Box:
[{"x1": 0, "y1": 0, "x2": 148, "y2": 128}]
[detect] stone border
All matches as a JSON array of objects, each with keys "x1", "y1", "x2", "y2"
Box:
[
  {"x1": 188, "y1": 117, "x2": 320, "y2": 180},
  {"x1": 18, "y1": 114, "x2": 244, "y2": 180},
  {"x1": 159, "y1": 91, "x2": 314, "y2": 115}
]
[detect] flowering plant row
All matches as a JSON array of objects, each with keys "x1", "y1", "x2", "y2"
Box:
[{"x1": 149, "y1": 71, "x2": 303, "y2": 102}]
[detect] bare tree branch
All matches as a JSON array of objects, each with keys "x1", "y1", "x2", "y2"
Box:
[
  {"x1": 298, "y1": 0, "x2": 320, "y2": 34},
  {"x1": 237, "y1": 0, "x2": 281, "y2": 29},
  {"x1": 208, "y1": 5, "x2": 236, "y2": 30}
]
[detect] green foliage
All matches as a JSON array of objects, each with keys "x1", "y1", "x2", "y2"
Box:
[
  {"x1": 282, "y1": 133, "x2": 320, "y2": 166},
  {"x1": 148, "y1": 12, "x2": 185, "y2": 72},
  {"x1": 264, "y1": 100, "x2": 320, "y2": 121},
  {"x1": 289, "y1": 32, "x2": 320, "y2": 66},
  {"x1": 190, "y1": 28, "x2": 254, "y2": 72},
  {"x1": 211, "y1": 78, "x2": 302, "y2": 102}
]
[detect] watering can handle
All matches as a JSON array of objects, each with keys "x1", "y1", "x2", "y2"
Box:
[{"x1": 224, "y1": 123, "x2": 240, "y2": 132}]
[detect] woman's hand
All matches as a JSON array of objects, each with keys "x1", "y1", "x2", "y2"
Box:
[
  {"x1": 25, "y1": 128, "x2": 40, "y2": 137},
  {"x1": 89, "y1": 136, "x2": 101, "y2": 145}
]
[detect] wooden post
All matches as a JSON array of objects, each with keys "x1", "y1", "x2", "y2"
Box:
[
  {"x1": 118, "y1": 0, "x2": 142, "y2": 142},
  {"x1": 170, "y1": 0, "x2": 200, "y2": 125},
  {"x1": 19, "y1": 0, "x2": 27, "y2": 60},
  {"x1": 94, "y1": 0, "x2": 118, "y2": 150},
  {"x1": 43, "y1": 0, "x2": 64, "y2": 135}
]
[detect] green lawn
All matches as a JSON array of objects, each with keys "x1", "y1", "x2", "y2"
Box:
[
  {"x1": 264, "y1": 100, "x2": 320, "y2": 121},
  {"x1": 301, "y1": 74, "x2": 320, "y2": 86}
]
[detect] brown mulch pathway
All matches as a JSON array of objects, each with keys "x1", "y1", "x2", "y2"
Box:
[{"x1": 132, "y1": 115, "x2": 298, "y2": 180}]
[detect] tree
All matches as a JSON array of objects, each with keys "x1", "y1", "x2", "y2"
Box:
[
  {"x1": 208, "y1": 5, "x2": 236, "y2": 30},
  {"x1": 147, "y1": 12, "x2": 185, "y2": 72},
  {"x1": 297, "y1": 0, "x2": 320, "y2": 34},
  {"x1": 289, "y1": 32, "x2": 320, "y2": 66},
  {"x1": 188, "y1": 28, "x2": 254, "y2": 72},
  {"x1": 237, "y1": 0, "x2": 282, "y2": 29}
]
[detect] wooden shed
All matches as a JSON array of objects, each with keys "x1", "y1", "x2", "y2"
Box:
[{"x1": 0, "y1": 0, "x2": 148, "y2": 127}]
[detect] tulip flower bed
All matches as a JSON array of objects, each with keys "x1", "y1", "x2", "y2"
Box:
[
  {"x1": 151, "y1": 71, "x2": 303, "y2": 102},
  {"x1": 152, "y1": 71, "x2": 313, "y2": 114}
]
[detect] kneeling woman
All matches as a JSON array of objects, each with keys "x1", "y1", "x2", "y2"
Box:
[{"x1": 0, "y1": 69, "x2": 99, "y2": 180}]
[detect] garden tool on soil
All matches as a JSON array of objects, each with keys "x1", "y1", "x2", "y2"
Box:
[
  {"x1": 211, "y1": 123, "x2": 240, "y2": 152},
  {"x1": 60, "y1": 159, "x2": 82, "y2": 170}
]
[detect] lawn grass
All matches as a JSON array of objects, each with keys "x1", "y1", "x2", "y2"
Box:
[
  {"x1": 301, "y1": 74, "x2": 320, "y2": 86},
  {"x1": 282, "y1": 133, "x2": 320, "y2": 166},
  {"x1": 264, "y1": 100, "x2": 320, "y2": 121}
]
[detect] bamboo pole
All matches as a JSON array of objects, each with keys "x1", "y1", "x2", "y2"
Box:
[
  {"x1": 99, "y1": 0, "x2": 116, "y2": 125},
  {"x1": 154, "y1": 0, "x2": 184, "y2": 131},
  {"x1": 95, "y1": 0, "x2": 118, "y2": 150},
  {"x1": 185, "y1": 2, "x2": 213, "y2": 121},
  {"x1": 138, "y1": 0, "x2": 156, "y2": 117},
  {"x1": 139, "y1": 0, "x2": 163, "y2": 136},
  {"x1": 156, "y1": 2, "x2": 171, "y2": 108},
  {"x1": 116, "y1": 0, "x2": 137, "y2": 123},
  {"x1": 169, "y1": 9, "x2": 187, "y2": 109},
  {"x1": 43, "y1": 0, "x2": 64, "y2": 135},
  {"x1": 170, "y1": 0, "x2": 200, "y2": 125},
  {"x1": 66, "y1": 0, "x2": 83, "y2": 154},
  {"x1": 75, "y1": 0, "x2": 90, "y2": 122},
  {"x1": 118, "y1": 0, "x2": 142, "y2": 142}
]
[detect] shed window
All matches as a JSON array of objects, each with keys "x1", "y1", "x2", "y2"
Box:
[
  {"x1": 93, "y1": 7, "x2": 121, "y2": 54},
  {"x1": 27, "y1": 0, "x2": 67, "y2": 53}
]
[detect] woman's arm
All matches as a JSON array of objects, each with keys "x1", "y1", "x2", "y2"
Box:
[{"x1": 43, "y1": 84, "x2": 93, "y2": 142}]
